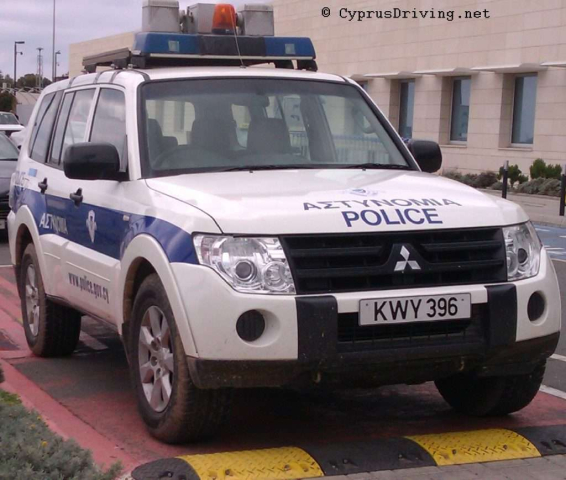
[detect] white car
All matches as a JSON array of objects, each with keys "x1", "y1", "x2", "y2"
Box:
[{"x1": 7, "y1": 4, "x2": 561, "y2": 444}]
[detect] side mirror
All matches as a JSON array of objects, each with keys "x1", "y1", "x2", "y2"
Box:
[
  {"x1": 63, "y1": 143, "x2": 123, "y2": 181},
  {"x1": 407, "y1": 139, "x2": 442, "y2": 173}
]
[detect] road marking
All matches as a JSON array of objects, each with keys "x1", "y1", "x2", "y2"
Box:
[
  {"x1": 551, "y1": 354, "x2": 566, "y2": 363},
  {"x1": 0, "y1": 265, "x2": 12, "y2": 269},
  {"x1": 552, "y1": 258, "x2": 566, "y2": 263},
  {"x1": 536, "y1": 228, "x2": 550, "y2": 232},
  {"x1": 540, "y1": 385, "x2": 566, "y2": 401}
]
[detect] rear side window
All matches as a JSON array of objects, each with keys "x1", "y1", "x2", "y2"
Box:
[
  {"x1": 61, "y1": 89, "x2": 95, "y2": 163},
  {"x1": 90, "y1": 89, "x2": 127, "y2": 165},
  {"x1": 30, "y1": 92, "x2": 62, "y2": 162}
]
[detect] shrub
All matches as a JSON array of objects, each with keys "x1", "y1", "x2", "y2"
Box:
[
  {"x1": 498, "y1": 164, "x2": 526, "y2": 187},
  {"x1": 515, "y1": 178, "x2": 561, "y2": 197},
  {"x1": 474, "y1": 171, "x2": 498, "y2": 188},
  {"x1": 530, "y1": 158, "x2": 562, "y2": 180},
  {"x1": 530, "y1": 159, "x2": 547, "y2": 179},
  {"x1": 0, "y1": 393, "x2": 121, "y2": 480},
  {"x1": 443, "y1": 170, "x2": 498, "y2": 189}
]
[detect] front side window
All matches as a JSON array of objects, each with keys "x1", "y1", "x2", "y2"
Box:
[
  {"x1": 450, "y1": 77, "x2": 471, "y2": 142},
  {"x1": 398, "y1": 80, "x2": 415, "y2": 139},
  {"x1": 49, "y1": 92, "x2": 75, "y2": 166},
  {"x1": 512, "y1": 74, "x2": 538, "y2": 145},
  {"x1": 90, "y1": 89, "x2": 127, "y2": 164},
  {"x1": 61, "y1": 89, "x2": 95, "y2": 163},
  {"x1": 141, "y1": 79, "x2": 410, "y2": 178}
]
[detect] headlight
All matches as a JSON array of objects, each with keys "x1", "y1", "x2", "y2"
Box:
[
  {"x1": 503, "y1": 222, "x2": 542, "y2": 281},
  {"x1": 193, "y1": 235, "x2": 296, "y2": 294}
]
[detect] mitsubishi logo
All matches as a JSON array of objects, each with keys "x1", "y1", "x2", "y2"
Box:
[{"x1": 394, "y1": 246, "x2": 421, "y2": 272}]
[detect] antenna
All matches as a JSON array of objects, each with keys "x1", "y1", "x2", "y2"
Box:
[{"x1": 231, "y1": 10, "x2": 245, "y2": 68}]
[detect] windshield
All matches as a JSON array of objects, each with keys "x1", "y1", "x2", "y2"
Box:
[
  {"x1": 0, "y1": 134, "x2": 19, "y2": 160},
  {"x1": 0, "y1": 112, "x2": 19, "y2": 126},
  {"x1": 141, "y1": 79, "x2": 411, "y2": 177}
]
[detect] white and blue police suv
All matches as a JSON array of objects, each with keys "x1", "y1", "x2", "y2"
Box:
[{"x1": 7, "y1": 3, "x2": 561, "y2": 444}]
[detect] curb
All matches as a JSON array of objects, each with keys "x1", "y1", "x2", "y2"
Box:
[{"x1": 131, "y1": 425, "x2": 566, "y2": 480}]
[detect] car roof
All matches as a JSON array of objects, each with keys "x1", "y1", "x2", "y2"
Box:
[{"x1": 42, "y1": 66, "x2": 348, "y2": 94}]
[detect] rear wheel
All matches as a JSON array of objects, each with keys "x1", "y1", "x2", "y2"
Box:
[
  {"x1": 130, "y1": 273, "x2": 232, "y2": 444},
  {"x1": 19, "y1": 243, "x2": 82, "y2": 357},
  {"x1": 435, "y1": 363, "x2": 545, "y2": 416}
]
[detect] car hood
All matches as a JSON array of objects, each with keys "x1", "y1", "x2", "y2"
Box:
[{"x1": 145, "y1": 169, "x2": 528, "y2": 235}]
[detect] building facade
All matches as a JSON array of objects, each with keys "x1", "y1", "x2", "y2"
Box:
[{"x1": 69, "y1": 0, "x2": 566, "y2": 174}]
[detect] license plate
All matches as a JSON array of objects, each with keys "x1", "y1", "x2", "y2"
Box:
[
  {"x1": 359, "y1": 294, "x2": 471, "y2": 326},
  {"x1": 0, "y1": 220, "x2": 5, "y2": 230}
]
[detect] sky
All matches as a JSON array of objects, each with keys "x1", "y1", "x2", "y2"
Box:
[{"x1": 0, "y1": 0, "x2": 267, "y2": 81}]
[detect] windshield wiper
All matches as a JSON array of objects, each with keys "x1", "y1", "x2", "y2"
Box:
[
  {"x1": 213, "y1": 165, "x2": 319, "y2": 172},
  {"x1": 340, "y1": 163, "x2": 411, "y2": 170}
]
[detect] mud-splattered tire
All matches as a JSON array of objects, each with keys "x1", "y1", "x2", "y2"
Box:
[
  {"x1": 435, "y1": 362, "x2": 545, "y2": 416},
  {"x1": 130, "y1": 273, "x2": 233, "y2": 444},
  {"x1": 19, "y1": 243, "x2": 81, "y2": 357}
]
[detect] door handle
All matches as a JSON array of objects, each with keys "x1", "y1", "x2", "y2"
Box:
[
  {"x1": 38, "y1": 178, "x2": 48, "y2": 194},
  {"x1": 70, "y1": 188, "x2": 83, "y2": 207}
]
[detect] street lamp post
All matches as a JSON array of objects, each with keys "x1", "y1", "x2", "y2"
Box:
[
  {"x1": 52, "y1": 0, "x2": 56, "y2": 81},
  {"x1": 13, "y1": 41, "x2": 25, "y2": 89}
]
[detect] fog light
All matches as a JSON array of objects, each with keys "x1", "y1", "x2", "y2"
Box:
[
  {"x1": 236, "y1": 310, "x2": 265, "y2": 342},
  {"x1": 527, "y1": 292, "x2": 545, "y2": 322}
]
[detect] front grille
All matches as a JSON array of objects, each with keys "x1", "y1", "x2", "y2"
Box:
[
  {"x1": 337, "y1": 304, "x2": 487, "y2": 353},
  {"x1": 281, "y1": 227, "x2": 506, "y2": 294},
  {"x1": 0, "y1": 196, "x2": 9, "y2": 222}
]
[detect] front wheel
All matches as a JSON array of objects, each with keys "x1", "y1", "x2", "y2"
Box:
[
  {"x1": 435, "y1": 362, "x2": 545, "y2": 416},
  {"x1": 130, "y1": 273, "x2": 232, "y2": 444}
]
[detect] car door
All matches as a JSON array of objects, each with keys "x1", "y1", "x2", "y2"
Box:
[
  {"x1": 19, "y1": 91, "x2": 64, "y2": 293},
  {"x1": 56, "y1": 87, "x2": 129, "y2": 321}
]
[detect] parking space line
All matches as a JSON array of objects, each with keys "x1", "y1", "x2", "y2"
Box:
[
  {"x1": 551, "y1": 354, "x2": 566, "y2": 363},
  {"x1": 540, "y1": 385, "x2": 566, "y2": 401}
]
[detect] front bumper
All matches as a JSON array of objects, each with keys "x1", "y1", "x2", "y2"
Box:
[
  {"x1": 188, "y1": 332, "x2": 559, "y2": 389},
  {"x1": 172, "y1": 249, "x2": 560, "y2": 388}
]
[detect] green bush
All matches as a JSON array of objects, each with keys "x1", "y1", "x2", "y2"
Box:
[
  {"x1": 530, "y1": 159, "x2": 547, "y2": 179},
  {"x1": 474, "y1": 171, "x2": 498, "y2": 188},
  {"x1": 498, "y1": 164, "x2": 526, "y2": 187},
  {"x1": 530, "y1": 158, "x2": 562, "y2": 180},
  {"x1": 0, "y1": 392, "x2": 121, "y2": 480},
  {"x1": 443, "y1": 170, "x2": 498, "y2": 189},
  {"x1": 515, "y1": 178, "x2": 561, "y2": 197}
]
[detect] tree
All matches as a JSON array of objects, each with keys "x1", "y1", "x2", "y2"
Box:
[{"x1": 0, "y1": 92, "x2": 16, "y2": 112}]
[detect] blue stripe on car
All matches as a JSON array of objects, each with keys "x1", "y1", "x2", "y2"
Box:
[{"x1": 12, "y1": 187, "x2": 198, "y2": 265}]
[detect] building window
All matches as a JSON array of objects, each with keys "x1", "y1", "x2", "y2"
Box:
[
  {"x1": 450, "y1": 77, "x2": 471, "y2": 142},
  {"x1": 512, "y1": 74, "x2": 538, "y2": 145},
  {"x1": 399, "y1": 80, "x2": 415, "y2": 139}
]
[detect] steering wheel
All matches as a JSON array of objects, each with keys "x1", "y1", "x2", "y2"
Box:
[{"x1": 152, "y1": 145, "x2": 184, "y2": 170}]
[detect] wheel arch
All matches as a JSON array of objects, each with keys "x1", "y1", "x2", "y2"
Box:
[
  {"x1": 119, "y1": 234, "x2": 198, "y2": 358},
  {"x1": 11, "y1": 207, "x2": 49, "y2": 295}
]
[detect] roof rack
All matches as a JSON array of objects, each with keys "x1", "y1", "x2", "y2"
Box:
[{"x1": 83, "y1": 32, "x2": 318, "y2": 74}]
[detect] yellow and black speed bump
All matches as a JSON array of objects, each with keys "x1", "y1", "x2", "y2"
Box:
[{"x1": 131, "y1": 424, "x2": 566, "y2": 480}]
